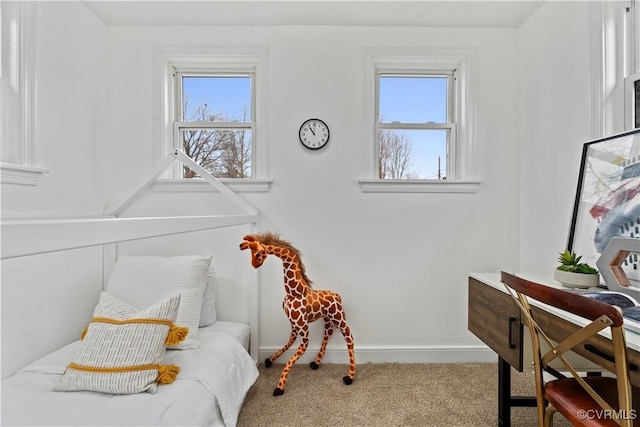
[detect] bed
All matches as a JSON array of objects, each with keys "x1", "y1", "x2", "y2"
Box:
[
  {"x1": 1, "y1": 323, "x2": 257, "y2": 426},
  {"x1": 1, "y1": 150, "x2": 261, "y2": 427}
]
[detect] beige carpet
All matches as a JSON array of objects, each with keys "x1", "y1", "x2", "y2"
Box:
[{"x1": 237, "y1": 362, "x2": 572, "y2": 427}]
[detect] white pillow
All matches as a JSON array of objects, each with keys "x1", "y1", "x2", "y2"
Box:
[
  {"x1": 54, "y1": 292, "x2": 184, "y2": 394},
  {"x1": 200, "y1": 263, "x2": 217, "y2": 327},
  {"x1": 106, "y1": 255, "x2": 211, "y2": 349}
]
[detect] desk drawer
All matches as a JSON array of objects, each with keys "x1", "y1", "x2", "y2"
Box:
[
  {"x1": 531, "y1": 306, "x2": 640, "y2": 387},
  {"x1": 468, "y1": 278, "x2": 523, "y2": 370}
]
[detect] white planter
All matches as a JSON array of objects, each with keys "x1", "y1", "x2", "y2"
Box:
[{"x1": 553, "y1": 269, "x2": 600, "y2": 289}]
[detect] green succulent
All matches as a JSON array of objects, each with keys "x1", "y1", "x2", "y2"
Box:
[{"x1": 557, "y1": 249, "x2": 598, "y2": 274}]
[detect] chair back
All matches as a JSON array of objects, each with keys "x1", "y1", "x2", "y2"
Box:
[{"x1": 500, "y1": 271, "x2": 633, "y2": 427}]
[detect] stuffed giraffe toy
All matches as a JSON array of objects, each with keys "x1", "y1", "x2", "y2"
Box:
[{"x1": 239, "y1": 232, "x2": 356, "y2": 396}]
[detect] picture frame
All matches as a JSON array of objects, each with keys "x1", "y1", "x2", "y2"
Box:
[{"x1": 567, "y1": 128, "x2": 640, "y2": 288}]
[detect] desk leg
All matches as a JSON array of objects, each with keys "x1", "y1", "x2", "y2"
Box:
[
  {"x1": 498, "y1": 356, "x2": 538, "y2": 426},
  {"x1": 498, "y1": 356, "x2": 511, "y2": 427}
]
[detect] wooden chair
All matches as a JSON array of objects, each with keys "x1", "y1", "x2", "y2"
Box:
[{"x1": 500, "y1": 271, "x2": 639, "y2": 427}]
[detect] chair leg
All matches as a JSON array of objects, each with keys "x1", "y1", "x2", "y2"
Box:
[{"x1": 543, "y1": 406, "x2": 556, "y2": 427}]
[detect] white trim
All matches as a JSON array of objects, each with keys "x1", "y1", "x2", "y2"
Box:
[
  {"x1": 102, "y1": 243, "x2": 117, "y2": 289},
  {"x1": 107, "y1": 149, "x2": 258, "y2": 216},
  {"x1": 357, "y1": 179, "x2": 480, "y2": 194},
  {"x1": 105, "y1": 152, "x2": 177, "y2": 215},
  {"x1": 259, "y1": 345, "x2": 496, "y2": 365},
  {"x1": 174, "y1": 149, "x2": 258, "y2": 215},
  {"x1": 152, "y1": 178, "x2": 272, "y2": 193},
  {"x1": 20, "y1": 1, "x2": 35, "y2": 166},
  {"x1": 589, "y1": 0, "x2": 606, "y2": 138},
  {"x1": 249, "y1": 221, "x2": 260, "y2": 363},
  {"x1": 0, "y1": 214, "x2": 258, "y2": 260},
  {"x1": 0, "y1": 162, "x2": 48, "y2": 186},
  {"x1": 626, "y1": 0, "x2": 639, "y2": 76},
  {"x1": 1, "y1": 1, "x2": 36, "y2": 168}
]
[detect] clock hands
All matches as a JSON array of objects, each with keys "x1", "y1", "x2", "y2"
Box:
[{"x1": 299, "y1": 119, "x2": 328, "y2": 150}]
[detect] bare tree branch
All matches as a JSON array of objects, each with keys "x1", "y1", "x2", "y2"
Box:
[
  {"x1": 181, "y1": 99, "x2": 251, "y2": 178},
  {"x1": 378, "y1": 130, "x2": 417, "y2": 179}
]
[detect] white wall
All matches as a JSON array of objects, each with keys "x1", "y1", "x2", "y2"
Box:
[
  {"x1": 106, "y1": 25, "x2": 520, "y2": 363},
  {"x1": 1, "y1": 248, "x2": 104, "y2": 377},
  {"x1": 1, "y1": 2, "x2": 108, "y2": 377},
  {"x1": 1, "y1": 1, "x2": 600, "y2": 374},
  {"x1": 517, "y1": 1, "x2": 592, "y2": 274}
]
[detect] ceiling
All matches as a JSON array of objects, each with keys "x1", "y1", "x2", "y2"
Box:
[{"x1": 82, "y1": 0, "x2": 545, "y2": 28}]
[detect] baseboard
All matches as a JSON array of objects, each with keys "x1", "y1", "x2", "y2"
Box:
[{"x1": 259, "y1": 345, "x2": 497, "y2": 364}]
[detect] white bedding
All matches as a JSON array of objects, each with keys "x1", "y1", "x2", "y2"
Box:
[{"x1": 1, "y1": 322, "x2": 258, "y2": 427}]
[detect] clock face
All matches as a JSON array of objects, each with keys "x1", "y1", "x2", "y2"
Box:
[{"x1": 299, "y1": 119, "x2": 330, "y2": 150}]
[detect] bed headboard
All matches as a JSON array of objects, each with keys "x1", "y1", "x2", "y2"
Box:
[{"x1": 1, "y1": 151, "x2": 260, "y2": 377}]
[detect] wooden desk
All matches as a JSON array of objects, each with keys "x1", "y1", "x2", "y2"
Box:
[{"x1": 468, "y1": 273, "x2": 640, "y2": 427}]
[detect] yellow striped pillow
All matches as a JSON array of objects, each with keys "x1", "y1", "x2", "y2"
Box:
[{"x1": 54, "y1": 292, "x2": 187, "y2": 394}]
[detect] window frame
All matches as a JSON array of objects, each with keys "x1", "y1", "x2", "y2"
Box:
[
  {"x1": 173, "y1": 70, "x2": 255, "y2": 179},
  {"x1": 591, "y1": 0, "x2": 640, "y2": 135},
  {"x1": 359, "y1": 48, "x2": 479, "y2": 193},
  {"x1": 155, "y1": 47, "x2": 270, "y2": 191},
  {"x1": 0, "y1": 0, "x2": 47, "y2": 185},
  {"x1": 376, "y1": 71, "x2": 457, "y2": 180}
]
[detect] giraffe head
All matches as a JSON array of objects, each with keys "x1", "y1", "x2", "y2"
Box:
[
  {"x1": 240, "y1": 234, "x2": 268, "y2": 268},
  {"x1": 240, "y1": 232, "x2": 314, "y2": 286}
]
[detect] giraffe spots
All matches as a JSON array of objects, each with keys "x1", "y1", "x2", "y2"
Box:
[{"x1": 294, "y1": 283, "x2": 305, "y2": 294}]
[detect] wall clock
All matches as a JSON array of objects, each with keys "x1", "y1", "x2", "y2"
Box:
[{"x1": 299, "y1": 118, "x2": 330, "y2": 150}]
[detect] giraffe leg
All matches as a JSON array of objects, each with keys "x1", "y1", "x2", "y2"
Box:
[
  {"x1": 266, "y1": 329, "x2": 297, "y2": 368},
  {"x1": 274, "y1": 332, "x2": 309, "y2": 396},
  {"x1": 337, "y1": 321, "x2": 356, "y2": 385},
  {"x1": 310, "y1": 317, "x2": 334, "y2": 370}
]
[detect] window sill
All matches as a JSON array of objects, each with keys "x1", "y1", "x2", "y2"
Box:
[
  {"x1": 357, "y1": 179, "x2": 480, "y2": 193},
  {"x1": 0, "y1": 163, "x2": 49, "y2": 186},
  {"x1": 153, "y1": 178, "x2": 272, "y2": 193}
]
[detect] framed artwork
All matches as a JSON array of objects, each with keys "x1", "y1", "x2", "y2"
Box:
[{"x1": 567, "y1": 128, "x2": 640, "y2": 288}]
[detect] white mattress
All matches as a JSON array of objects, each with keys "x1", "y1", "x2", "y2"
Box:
[
  {"x1": 211, "y1": 320, "x2": 251, "y2": 350},
  {"x1": 1, "y1": 322, "x2": 257, "y2": 427}
]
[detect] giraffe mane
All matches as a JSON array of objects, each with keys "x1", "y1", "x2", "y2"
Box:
[{"x1": 255, "y1": 232, "x2": 313, "y2": 286}]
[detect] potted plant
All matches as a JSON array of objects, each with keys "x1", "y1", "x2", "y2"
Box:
[{"x1": 554, "y1": 249, "x2": 600, "y2": 288}]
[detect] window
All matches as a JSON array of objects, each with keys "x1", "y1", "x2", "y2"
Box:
[
  {"x1": 0, "y1": 0, "x2": 46, "y2": 185},
  {"x1": 157, "y1": 47, "x2": 269, "y2": 191},
  {"x1": 175, "y1": 73, "x2": 253, "y2": 178},
  {"x1": 592, "y1": 0, "x2": 640, "y2": 134},
  {"x1": 360, "y1": 48, "x2": 479, "y2": 193},
  {"x1": 377, "y1": 74, "x2": 454, "y2": 180}
]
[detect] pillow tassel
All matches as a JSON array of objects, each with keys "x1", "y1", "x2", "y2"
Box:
[
  {"x1": 165, "y1": 324, "x2": 189, "y2": 346},
  {"x1": 156, "y1": 364, "x2": 180, "y2": 384}
]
